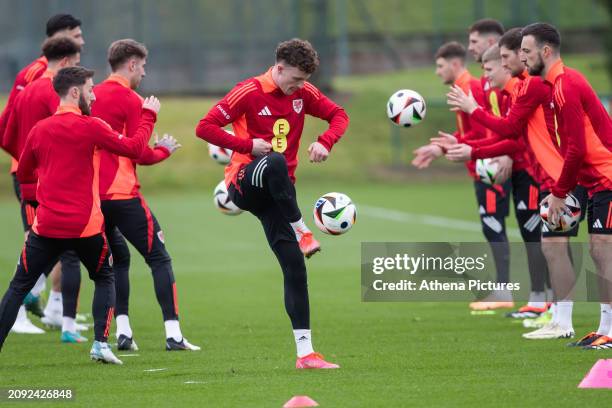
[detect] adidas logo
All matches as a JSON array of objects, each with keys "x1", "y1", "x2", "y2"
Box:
[
  {"x1": 516, "y1": 200, "x2": 527, "y2": 210},
  {"x1": 593, "y1": 219, "x2": 603, "y2": 229},
  {"x1": 297, "y1": 336, "x2": 308, "y2": 341},
  {"x1": 482, "y1": 216, "x2": 503, "y2": 233},
  {"x1": 524, "y1": 214, "x2": 541, "y2": 232},
  {"x1": 258, "y1": 106, "x2": 272, "y2": 116}
]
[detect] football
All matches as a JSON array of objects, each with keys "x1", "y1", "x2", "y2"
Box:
[
  {"x1": 540, "y1": 193, "x2": 581, "y2": 232},
  {"x1": 475, "y1": 158, "x2": 499, "y2": 185},
  {"x1": 386, "y1": 89, "x2": 426, "y2": 127},
  {"x1": 208, "y1": 130, "x2": 234, "y2": 164},
  {"x1": 213, "y1": 180, "x2": 243, "y2": 216},
  {"x1": 313, "y1": 192, "x2": 356, "y2": 235}
]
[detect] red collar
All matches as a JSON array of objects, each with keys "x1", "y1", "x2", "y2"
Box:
[
  {"x1": 544, "y1": 59, "x2": 564, "y2": 84},
  {"x1": 503, "y1": 77, "x2": 519, "y2": 94},
  {"x1": 454, "y1": 70, "x2": 472, "y2": 88},
  {"x1": 55, "y1": 105, "x2": 82, "y2": 115},
  {"x1": 106, "y1": 74, "x2": 131, "y2": 88},
  {"x1": 255, "y1": 67, "x2": 278, "y2": 93}
]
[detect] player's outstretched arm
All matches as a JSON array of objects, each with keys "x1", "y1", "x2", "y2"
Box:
[
  {"x1": 303, "y1": 83, "x2": 349, "y2": 153},
  {"x1": 447, "y1": 85, "x2": 479, "y2": 114},
  {"x1": 119, "y1": 92, "x2": 175, "y2": 166},
  {"x1": 154, "y1": 133, "x2": 181, "y2": 153},
  {"x1": 430, "y1": 131, "x2": 458, "y2": 150},
  {"x1": 445, "y1": 144, "x2": 472, "y2": 162},
  {"x1": 412, "y1": 144, "x2": 443, "y2": 169},
  {"x1": 136, "y1": 133, "x2": 181, "y2": 165},
  {"x1": 469, "y1": 79, "x2": 544, "y2": 139},
  {"x1": 470, "y1": 138, "x2": 522, "y2": 159},
  {"x1": 91, "y1": 96, "x2": 159, "y2": 159},
  {"x1": 195, "y1": 84, "x2": 255, "y2": 154}
]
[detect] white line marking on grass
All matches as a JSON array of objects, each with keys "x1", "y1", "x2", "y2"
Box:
[
  {"x1": 360, "y1": 205, "x2": 521, "y2": 238},
  {"x1": 144, "y1": 368, "x2": 167, "y2": 372},
  {"x1": 118, "y1": 354, "x2": 140, "y2": 357},
  {"x1": 184, "y1": 381, "x2": 206, "y2": 384}
]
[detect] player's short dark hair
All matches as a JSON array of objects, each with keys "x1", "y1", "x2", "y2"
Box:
[
  {"x1": 107, "y1": 39, "x2": 148, "y2": 71},
  {"x1": 41, "y1": 36, "x2": 81, "y2": 62},
  {"x1": 469, "y1": 18, "x2": 504, "y2": 36},
  {"x1": 46, "y1": 14, "x2": 81, "y2": 37},
  {"x1": 53, "y1": 66, "x2": 94, "y2": 97},
  {"x1": 498, "y1": 27, "x2": 523, "y2": 51},
  {"x1": 521, "y1": 23, "x2": 561, "y2": 51},
  {"x1": 275, "y1": 38, "x2": 319, "y2": 74},
  {"x1": 434, "y1": 41, "x2": 466, "y2": 61}
]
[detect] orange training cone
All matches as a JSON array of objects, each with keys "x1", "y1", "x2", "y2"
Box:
[
  {"x1": 578, "y1": 359, "x2": 612, "y2": 389},
  {"x1": 283, "y1": 395, "x2": 319, "y2": 407}
]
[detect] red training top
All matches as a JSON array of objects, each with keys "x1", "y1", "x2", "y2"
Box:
[
  {"x1": 196, "y1": 68, "x2": 349, "y2": 188},
  {"x1": 470, "y1": 72, "x2": 561, "y2": 192},
  {"x1": 4, "y1": 71, "x2": 59, "y2": 200},
  {"x1": 544, "y1": 60, "x2": 612, "y2": 197},
  {"x1": 0, "y1": 56, "x2": 48, "y2": 172},
  {"x1": 17, "y1": 105, "x2": 157, "y2": 238},
  {"x1": 468, "y1": 76, "x2": 532, "y2": 175},
  {"x1": 3, "y1": 71, "x2": 59, "y2": 161},
  {"x1": 91, "y1": 74, "x2": 170, "y2": 200}
]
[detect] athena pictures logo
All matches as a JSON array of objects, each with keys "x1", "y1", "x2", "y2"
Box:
[{"x1": 361, "y1": 242, "x2": 596, "y2": 302}]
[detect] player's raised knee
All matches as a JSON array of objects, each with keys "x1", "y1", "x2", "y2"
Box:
[{"x1": 266, "y1": 152, "x2": 288, "y2": 172}]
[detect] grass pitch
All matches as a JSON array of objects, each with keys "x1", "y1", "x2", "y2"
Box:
[
  {"x1": 0, "y1": 52, "x2": 609, "y2": 407},
  {"x1": 0, "y1": 181, "x2": 607, "y2": 407}
]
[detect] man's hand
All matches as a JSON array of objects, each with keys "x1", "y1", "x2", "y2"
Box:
[
  {"x1": 154, "y1": 133, "x2": 181, "y2": 154},
  {"x1": 308, "y1": 142, "x2": 329, "y2": 163},
  {"x1": 445, "y1": 143, "x2": 472, "y2": 162},
  {"x1": 412, "y1": 144, "x2": 443, "y2": 169},
  {"x1": 430, "y1": 131, "x2": 458, "y2": 151},
  {"x1": 142, "y1": 96, "x2": 161, "y2": 114},
  {"x1": 251, "y1": 138, "x2": 272, "y2": 157},
  {"x1": 446, "y1": 85, "x2": 478, "y2": 114},
  {"x1": 541, "y1": 193, "x2": 569, "y2": 227},
  {"x1": 490, "y1": 155, "x2": 513, "y2": 184}
]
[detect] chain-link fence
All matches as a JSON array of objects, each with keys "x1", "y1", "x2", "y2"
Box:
[
  {"x1": 0, "y1": 0, "x2": 333, "y2": 93},
  {"x1": 0, "y1": 0, "x2": 609, "y2": 93}
]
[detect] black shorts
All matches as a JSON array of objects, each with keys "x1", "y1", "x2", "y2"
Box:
[
  {"x1": 512, "y1": 170, "x2": 540, "y2": 212},
  {"x1": 540, "y1": 185, "x2": 588, "y2": 238},
  {"x1": 19, "y1": 232, "x2": 111, "y2": 278},
  {"x1": 227, "y1": 157, "x2": 296, "y2": 247},
  {"x1": 588, "y1": 190, "x2": 612, "y2": 234},
  {"x1": 511, "y1": 170, "x2": 541, "y2": 235},
  {"x1": 474, "y1": 179, "x2": 511, "y2": 217},
  {"x1": 101, "y1": 197, "x2": 167, "y2": 258}
]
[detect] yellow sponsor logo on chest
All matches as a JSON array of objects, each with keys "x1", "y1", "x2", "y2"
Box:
[{"x1": 272, "y1": 118, "x2": 290, "y2": 153}]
